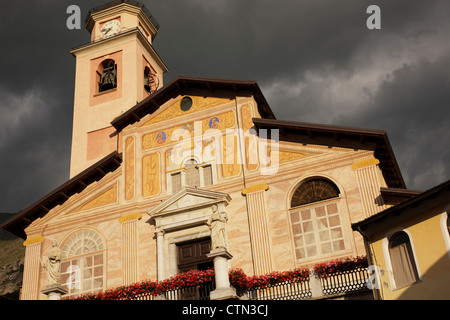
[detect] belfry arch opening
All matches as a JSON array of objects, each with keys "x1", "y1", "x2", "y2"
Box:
[{"x1": 97, "y1": 59, "x2": 117, "y2": 93}]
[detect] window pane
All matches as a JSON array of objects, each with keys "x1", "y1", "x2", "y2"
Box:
[
  {"x1": 296, "y1": 248, "x2": 305, "y2": 260},
  {"x1": 303, "y1": 222, "x2": 313, "y2": 232},
  {"x1": 83, "y1": 279, "x2": 92, "y2": 291},
  {"x1": 301, "y1": 210, "x2": 311, "y2": 220},
  {"x1": 94, "y1": 254, "x2": 103, "y2": 266},
  {"x1": 333, "y1": 240, "x2": 345, "y2": 251},
  {"x1": 319, "y1": 230, "x2": 330, "y2": 241},
  {"x1": 331, "y1": 228, "x2": 343, "y2": 239},
  {"x1": 306, "y1": 246, "x2": 317, "y2": 257},
  {"x1": 327, "y1": 203, "x2": 338, "y2": 214},
  {"x1": 290, "y1": 211, "x2": 300, "y2": 223},
  {"x1": 292, "y1": 224, "x2": 301, "y2": 235},
  {"x1": 294, "y1": 235, "x2": 304, "y2": 247},
  {"x1": 305, "y1": 233, "x2": 315, "y2": 245},
  {"x1": 317, "y1": 218, "x2": 328, "y2": 229},
  {"x1": 321, "y1": 242, "x2": 332, "y2": 254},
  {"x1": 94, "y1": 277, "x2": 104, "y2": 289},
  {"x1": 316, "y1": 206, "x2": 326, "y2": 217},
  {"x1": 94, "y1": 266, "x2": 103, "y2": 277},
  {"x1": 329, "y1": 215, "x2": 340, "y2": 227},
  {"x1": 84, "y1": 256, "x2": 92, "y2": 267}
]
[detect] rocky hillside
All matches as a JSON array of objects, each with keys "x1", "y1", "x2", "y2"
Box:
[{"x1": 0, "y1": 213, "x2": 25, "y2": 300}]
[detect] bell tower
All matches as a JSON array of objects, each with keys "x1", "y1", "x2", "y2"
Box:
[{"x1": 69, "y1": 0, "x2": 168, "y2": 177}]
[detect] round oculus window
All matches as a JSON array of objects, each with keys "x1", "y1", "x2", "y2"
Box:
[{"x1": 180, "y1": 97, "x2": 193, "y2": 112}]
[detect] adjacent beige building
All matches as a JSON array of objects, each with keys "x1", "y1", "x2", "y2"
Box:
[{"x1": 1, "y1": 1, "x2": 406, "y2": 300}]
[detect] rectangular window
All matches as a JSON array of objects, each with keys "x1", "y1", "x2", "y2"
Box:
[
  {"x1": 185, "y1": 165, "x2": 200, "y2": 188},
  {"x1": 203, "y1": 165, "x2": 213, "y2": 186},
  {"x1": 290, "y1": 201, "x2": 345, "y2": 261},
  {"x1": 172, "y1": 172, "x2": 182, "y2": 193},
  {"x1": 60, "y1": 253, "x2": 104, "y2": 298}
]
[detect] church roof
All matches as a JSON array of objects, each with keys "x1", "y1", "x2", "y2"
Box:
[
  {"x1": 0, "y1": 151, "x2": 122, "y2": 239},
  {"x1": 252, "y1": 118, "x2": 406, "y2": 189},
  {"x1": 110, "y1": 75, "x2": 277, "y2": 132}
]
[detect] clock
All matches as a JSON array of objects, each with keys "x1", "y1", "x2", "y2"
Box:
[{"x1": 100, "y1": 20, "x2": 121, "y2": 39}]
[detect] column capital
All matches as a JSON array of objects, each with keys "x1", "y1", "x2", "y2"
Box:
[
  {"x1": 23, "y1": 235, "x2": 44, "y2": 247},
  {"x1": 351, "y1": 157, "x2": 380, "y2": 171},
  {"x1": 118, "y1": 212, "x2": 142, "y2": 224},
  {"x1": 154, "y1": 227, "x2": 165, "y2": 236},
  {"x1": 242, "y1": 183, "x2": 269, "y2": 195}
]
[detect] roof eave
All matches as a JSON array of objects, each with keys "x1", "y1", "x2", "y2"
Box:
[
  {"x1": 252, "y1": 118, "x2": 406, "y2": 189},
  {"x1": 0, "y1": 151, "x2": 123, "y2": 239},
  {"x1": 110, "y1": 75, "x2": 276, "y2": 133}
]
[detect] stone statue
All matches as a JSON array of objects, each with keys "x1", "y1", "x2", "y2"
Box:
[
  {"x1": 41, "y1": 240, "x2": 62, "y2": 286},
  {"x1": 207, "y1": 204, "x2": 228, "y2": 250}
]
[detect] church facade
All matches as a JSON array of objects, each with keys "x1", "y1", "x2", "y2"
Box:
[{"x1": 1, "y1": 1, "x2": 406, "y2": 300}]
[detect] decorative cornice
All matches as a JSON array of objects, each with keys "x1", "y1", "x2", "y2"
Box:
[
  {"x1": 351, "y1": 157, "x2": 380, "y2": 171},
  {"x1": 242, "y1": 183, "x2": 269, "y2": 195},
  {"x1": 23, "y1": 235, "x2": 44, "y2": 247},
  {"x1": 119, "y1": 212, "x2": 142, "y2": 224}
]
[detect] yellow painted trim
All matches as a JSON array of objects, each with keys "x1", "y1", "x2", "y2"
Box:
[
  {"x1": 242, "y1": 183, "x2": 269, "y2": 195},
  {"x1": 119, "y1": 212, "x2": 142, "y2": 224},
  {"x1": 23, "y1": 235, "x2": 44, "y2": 247},
  {"x1": 351, "y1": 157, "x2": 380, "y2": 171}
]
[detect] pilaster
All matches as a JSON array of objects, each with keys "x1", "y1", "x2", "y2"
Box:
[
  {"x1": 242, "y1": 183, "x2": 273, "y2": 275},
  {"x1": 21, "y1": 235, "x2": 44, "y2": 300},
  {"x1": 352, "y1": 157, "x2": 386, "y2": 218},
  {"x1": 119, "y1": 212, "x2": 142, "y2": 285}
]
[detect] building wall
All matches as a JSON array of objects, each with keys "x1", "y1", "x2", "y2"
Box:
[
  {"x1": 368, "y1": 203, "x2": 450, "y2": 299},
  {"x1": 23, "y1": 95, "x2": 389, "y2": 299}
]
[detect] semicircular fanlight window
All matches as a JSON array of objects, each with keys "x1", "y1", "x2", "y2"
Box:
[
  {"x1": 291, "y1": 179, "x2": 340, "y2": 208},
  {"x1": 61, "y1": 230, "x2": 104, "y2": 258}
]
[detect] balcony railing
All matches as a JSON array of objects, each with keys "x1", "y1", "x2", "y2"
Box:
[
  {"x1": 65, "y1": 256, "x2": 370, "y2": 300},
  {"x1": 320, "y1": 267, "x2": 369, "y2": 296},
  {"x1": 246, "y1": 275, "x2": 312, "y2": 300}
]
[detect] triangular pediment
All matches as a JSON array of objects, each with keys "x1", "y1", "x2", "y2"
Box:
[
  {"x1": 148, "y1": 187, "x2": 231, "y2": 217},
  {"x1": 26, "y1": 170, "x2": 121, "y2": 234},
  {"x1": 140, "y1": 95, "x2": 234, "y2": 128}
]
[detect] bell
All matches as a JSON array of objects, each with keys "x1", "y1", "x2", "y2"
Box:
[
  {"x1": 144, "y1": 72, "x2": 159, "y2": 94},
  {"x1": 99, "y1": 61, "x2": 117, "y2": 92}
]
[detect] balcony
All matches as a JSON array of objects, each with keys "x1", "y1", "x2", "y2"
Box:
[{"x1": 64, "y1": 256, "x2": 372, "y2": 301}]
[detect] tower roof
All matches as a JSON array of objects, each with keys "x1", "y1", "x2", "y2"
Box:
[{"x1": 85, "y1": 0, "x2": 159, "y2": 31}]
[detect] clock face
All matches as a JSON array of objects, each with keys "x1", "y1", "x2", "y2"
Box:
[{"x1": 100, "y1": 20, "x2": 121, "y2": 39}]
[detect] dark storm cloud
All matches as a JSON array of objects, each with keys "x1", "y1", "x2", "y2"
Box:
[
  {"x1": 0, "y1": 0, "x2": 449, "y2": 214},
  {"x1": 339, "y1": 56, "x2": 450, "y2": 189}
]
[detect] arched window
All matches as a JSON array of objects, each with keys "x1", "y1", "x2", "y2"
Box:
[
  {"x1": 289, "y1": 178, "x2": 345, "y2": 261},
  {"x1": 144, "y1": 66, "x2": 159, "y2": 94},
  {"x1": 60, "y1": 230, "x2": 105, "y2": 298},
  {"x1": 97, "y1": 59, "x2": 117, "y2": 93},
  {"x1": 447, "y1": 213, "x2": 450, "y2": 236},
  {"x1": 388, "y1": 231, "x2": 419, "y2": 289},
  {"x1": 169, "y1": 158, "x2": 215, "y2": 194}
]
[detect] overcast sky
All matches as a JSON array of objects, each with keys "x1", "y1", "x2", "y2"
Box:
[{"x1": 0, "y1": 0, "x2": 449, "y2": 214}]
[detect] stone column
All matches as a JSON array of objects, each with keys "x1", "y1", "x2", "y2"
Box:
[
  {"x1": 119, "y1": 212, "x2": 142, "y2": 285},
  {"x1": 242, "y1": 183, "x2": 273, "y2": 275},
  {"x1": 155, "y1": 228, "x2": 165, "y2": 281},
  {"x1": 21, "y1": 235, "x2": 44, "y2": 300},
  {"x1": 207, "y1": 248, "x2": 237, "y2": 300}
]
